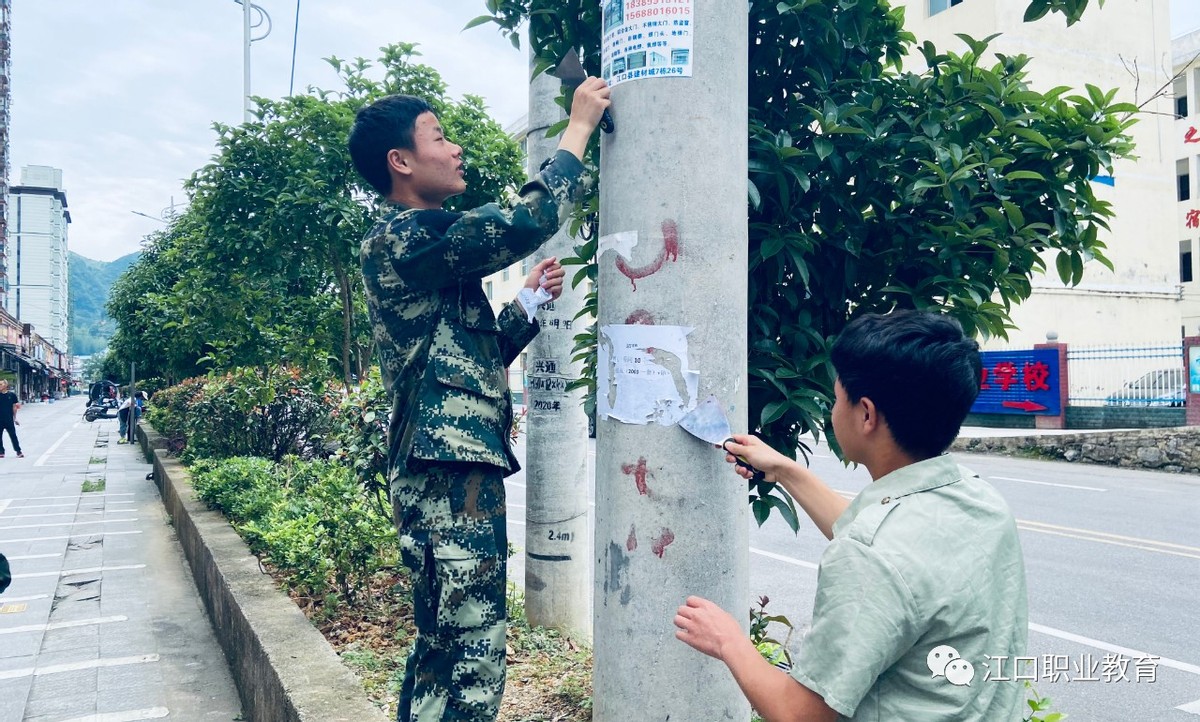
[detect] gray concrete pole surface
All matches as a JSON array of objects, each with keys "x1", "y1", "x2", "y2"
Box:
[
  {"x1": 593, "y1": 1, "x2": 750, "y2": 719},
  {"x1": 522, "y1": 46, "x2": 592, "y2": 642}
]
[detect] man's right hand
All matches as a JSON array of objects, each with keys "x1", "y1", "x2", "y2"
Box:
[
  {"x1": 558, "y1": 77, "x2": 612, "y2": 161},
  {"x1": 721, "y1": 434, "x2": 792, "y2": 484}
]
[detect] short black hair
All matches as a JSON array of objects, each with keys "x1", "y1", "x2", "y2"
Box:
[
  {"x1": 348, "y1": 94, "x2": 435, "y2": 196},
  {"x1": 831, "y1": 310, "x2": 981, "y2": 459}
]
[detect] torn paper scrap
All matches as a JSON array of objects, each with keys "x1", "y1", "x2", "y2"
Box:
[
  {"x1": 598, "y1": 231, "x2": 639, "y2": 262},
  {"x1": 598, "y1": 324, "x2": 699, "y2": 425}
]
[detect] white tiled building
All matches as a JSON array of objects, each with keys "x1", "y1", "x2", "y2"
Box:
[
  {"x1": 8, "y1": 165, "x2": 70, "y2": 352},
  {"x1": 1171, "y1": 28, "x2": 1200, "y2": 336},
  {"x1": 895, "y1": 0, "x2": 1184, "y2": 345}
]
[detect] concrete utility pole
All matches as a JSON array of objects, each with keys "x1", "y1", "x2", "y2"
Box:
[
  {"x1": 522, "y1": 47, "x2": 592, "y2": 643},
  {"x1": 593, "y1": 1, "x2": 750, "y2": 719}
]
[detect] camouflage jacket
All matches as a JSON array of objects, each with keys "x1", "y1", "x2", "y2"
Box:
[{"x1": 361, "y1": 149, "x2": 586, "y2": 478}]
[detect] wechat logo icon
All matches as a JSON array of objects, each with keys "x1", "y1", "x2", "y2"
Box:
[{"x1": 928, "y1": 645, "x2": 975, "y2": 687}]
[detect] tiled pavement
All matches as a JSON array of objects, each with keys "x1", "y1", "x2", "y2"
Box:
[{"x1": 0, "y1": 396, "x2": 242, "y2": 722}]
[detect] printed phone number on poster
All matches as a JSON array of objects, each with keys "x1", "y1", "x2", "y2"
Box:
[{"x1": 626, "y1": 4, "x2": 692, "y2": 18}]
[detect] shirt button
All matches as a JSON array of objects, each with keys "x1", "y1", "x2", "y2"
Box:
[{"x1": 881, "y1": 496, "x2": 891, "y2": 505}]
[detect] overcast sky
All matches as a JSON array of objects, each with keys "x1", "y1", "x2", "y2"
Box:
[{"x1": 11, "y1": 1, "x2": 1200, "y2": 262}]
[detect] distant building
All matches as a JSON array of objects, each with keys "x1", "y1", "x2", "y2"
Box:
[
  {"x1": 893, "y1": 0, "x2": 1183, "y2": 345},
  {"x1": 0, "y1": 0, "x2": 11, "y2": 304},
  {"x1": 9, "y1": 165, "x2": 71, "y2": 352},
  {"x1": 1171, "y1": 29, "x2": 1200, "y2": 336}
]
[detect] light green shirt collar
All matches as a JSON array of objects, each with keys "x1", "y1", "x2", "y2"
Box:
[{"x1": 833, "y1": 454, "x2": 965, "y2": 538}]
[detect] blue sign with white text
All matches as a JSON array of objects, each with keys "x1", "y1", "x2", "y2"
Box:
[{"x1": 971, "y1": 349, "x2": 1061, "y2": 416}]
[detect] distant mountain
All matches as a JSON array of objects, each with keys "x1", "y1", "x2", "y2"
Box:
[{"x1": 69, "y1": 251, "x2": 139, "y2": 355}]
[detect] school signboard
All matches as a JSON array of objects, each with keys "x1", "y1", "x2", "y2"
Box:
[{"x1": 971, "y1": 349, "x2": 1062, "y2": 416}]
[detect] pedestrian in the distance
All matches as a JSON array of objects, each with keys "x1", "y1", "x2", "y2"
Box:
[{"x1": 0, "y1": 379, "x2": 23, "y2": 458}]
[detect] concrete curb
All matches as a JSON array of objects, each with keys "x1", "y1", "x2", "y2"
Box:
[{"x1": 137, "y1": 425, "x2": 388, "y2": 722}]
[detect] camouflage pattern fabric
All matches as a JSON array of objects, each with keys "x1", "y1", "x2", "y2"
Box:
[
  {"x1": 392, "y1": 463, "x2": 508, "y2": 721},
  {"x1": 360, "y1": 149, "x2": 587, "y2": 721},
  {"x1": 360, "y1": 149, "x2": 587, "y2": 477}
]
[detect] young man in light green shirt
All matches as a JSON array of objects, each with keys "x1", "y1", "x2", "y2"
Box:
[{"x1": 675, "y1": 310, "x2": 1028, "y2": 721}]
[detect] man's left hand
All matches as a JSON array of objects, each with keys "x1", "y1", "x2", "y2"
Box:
[{"x1": 526, "y1": 257, "x2": 566, "y2": 301}]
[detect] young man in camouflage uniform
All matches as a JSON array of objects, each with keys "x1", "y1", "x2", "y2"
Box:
[{"x1": 349, "y1": 77, "x2": 610, "y2": 721}]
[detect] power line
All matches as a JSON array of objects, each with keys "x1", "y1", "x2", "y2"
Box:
[{"x1": 289, "y1": 0, "x2": 301, "y2": 96}]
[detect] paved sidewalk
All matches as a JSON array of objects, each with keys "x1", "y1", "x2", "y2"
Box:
[{"x1": 0, "y1": 396, "x2": 242, "y2": 722}]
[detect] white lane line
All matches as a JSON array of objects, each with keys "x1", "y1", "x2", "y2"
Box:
[
  {"x1": 13, "y1": 564, "x2": 146, "y2": 579},
  {"x1": 0, "y1": 530, "x2": 143, "y2": 544},
  {"x1": 0, "y1": 615, "x2": 127, "y2": 635},
  {"x1": 0, "y1": 499, "x2": 9, "y2": 515},
  {"x1": 4, "y1": 502, "x2": 135, "y2": 510},
  {"x1": 6, "y1": 512, "x2": 111, "y2": 519},
  {"x1": 990, "y1": 476, "x2": 1106, "y2": 492},
  {"x1": 35, "y1": 428, "x2": 76, "y2": 467},
  {"x1": 2, "y1": 494, "x2": 135, "y2": 502},
  {"x1": 750, "y1": 547, "x2": 820, "y2": 570},
  {"x1": 1177, "y1": 698, "x2": 1200, "y2": 714},
  {"x1": 0, "y1": 653, "x2": 159, "y2": 680},
  {"x1": 1029, "y1": 622, "x2": 1200, "y2": 677},
  {"x1": 0, "y1": 594, "x2": 49, "y2": 603},
  {"x1": 1015, "y1": 521, "x2": 1200, "y2": 560},
  {"x1": 0, "y1": 518, "x2": 138, "y2": 532},
  {"x1": 54, "y1": 708, "x2": 171, "y2": 722},
  {"x1": 5, "y1": 553, "x2": 62, "y2": 561}
]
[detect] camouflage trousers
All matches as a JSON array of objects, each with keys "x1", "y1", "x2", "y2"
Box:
[{"x1": 391, "y1": 462, "x2": 508, "y2": 722}]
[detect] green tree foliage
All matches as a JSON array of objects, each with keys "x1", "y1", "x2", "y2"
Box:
[
  {"x1": 476, "y1": 0, "x2": 1134, "y2": 464},
  {"x1": 106, "y1": 44, "x2": 524, "y2": 385}
]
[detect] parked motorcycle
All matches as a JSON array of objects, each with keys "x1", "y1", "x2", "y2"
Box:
[{"x1": 84, "y1": 397, "x2": 120, "y2": 422}]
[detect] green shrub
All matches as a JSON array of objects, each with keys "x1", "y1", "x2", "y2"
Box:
[
  {"x1": 150, "y1": 367, "x2": 334, "y2": 463},
  {"x1": 194, "y1": 455, "x2": 396, "y2": 605},
  {"x1": 190, "y1": 456, "x2": 283, "y2": 526},
  {"x1": 328, "y1": 367, "x2": 390, "y2": 512},
  {"x1": 146, "y1": 377, "x2": 206, "y2": 453}
]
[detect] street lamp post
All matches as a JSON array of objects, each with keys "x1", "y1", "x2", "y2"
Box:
[{"x1": 233, "y1": 0, "x2": 272, "y2": 123}]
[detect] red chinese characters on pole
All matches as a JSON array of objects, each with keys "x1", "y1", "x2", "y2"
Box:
[{"x1": 1188, "y1": 209, "x2": 1200, "y2": 229}]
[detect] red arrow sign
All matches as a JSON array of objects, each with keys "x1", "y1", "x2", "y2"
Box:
[{"x1": 1001, "y1": 399, "x2": 1047, "y2": 413}]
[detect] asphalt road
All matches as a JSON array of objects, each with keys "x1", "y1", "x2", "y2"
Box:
[{"x1": 504, "y1": 434, "x2": 1200, "y2": 721}]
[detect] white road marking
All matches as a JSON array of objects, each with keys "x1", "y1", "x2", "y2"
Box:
[
  {"x1": 35, "y1": 428, "x2": 76, "y2": 467},
  {"x1": 1, "y1": 494, "x2": 134, "y2": 502},
  {"x1": 5, "y1": 553, "x2": 62, "y2": 561},
  {"x1": 0, "y1": 499, "x2": 9, "y2": 515},
  {"x1": 7, "y1": 511, "x2": 111, "y2": 519},
  {"x1": 0, "y1": 594, "x2": 48, "y2": 603},
  {"x1": 0, "y1": 519, "x2": 138, "y2": 531},
  {"x1": 1177, "y1": 698, "x2": 1200, "y2": 715},
  {"x1": 0, "y1": 615, "x2": 127, "y2": 635},
  {"x1": 750, "y1": 546, "x2": 820, "y2": 570},
  {"x1": 1016, "y1": 520, "x2": 1200, "y2": 560},
  {"x1": 0, "y1": 653, "x2": 159, "y2": 680},
  {"x1": 990, "y1": 475, "x2": 1106, "y2": 491},
  {"x1": 54, "y1": 708, "x2": 171, "y2": 722},
  {"x1": 13, "y1": 564, "x2": 145, "y2": 579},
  {"x1": 1029, "y1": 622, "x2": 1200, "y2": 676},
  {"x1": 0, "y1": 530, "x2": 143, "y2": 544}
]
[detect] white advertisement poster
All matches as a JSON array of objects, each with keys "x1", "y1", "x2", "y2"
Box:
[
  {"x1": 600, "y1": 0, "x2": 694, "y2": 88},
  {"x1": 597, "y1": 324, "x2": 700, "y2": 425}
]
